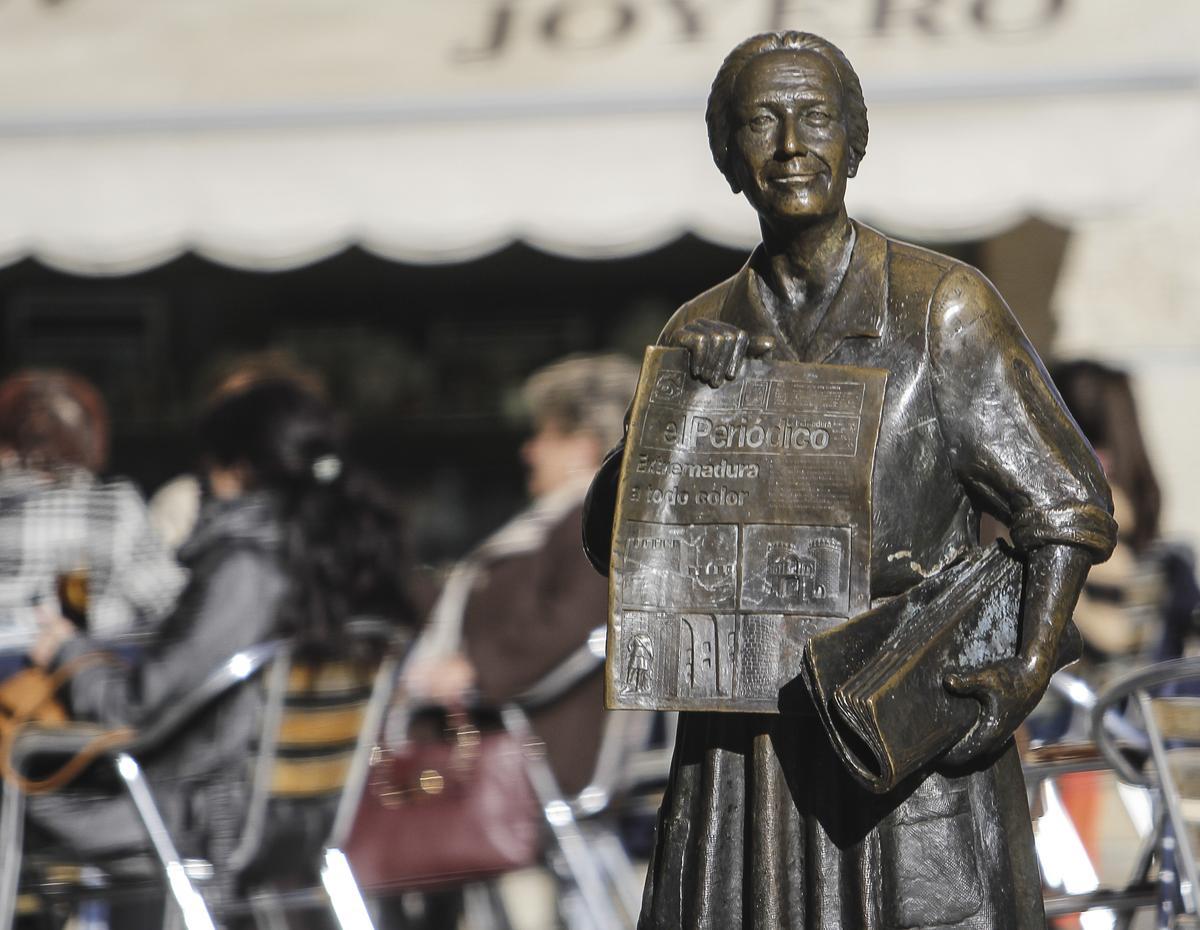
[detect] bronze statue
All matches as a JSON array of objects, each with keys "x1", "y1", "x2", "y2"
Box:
[{"x1": 584, "y1": 31, "x2": 1116, "y2": 929}]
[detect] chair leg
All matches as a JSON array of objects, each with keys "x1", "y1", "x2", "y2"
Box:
[
  {"x1": 163, "y1": 896, "x2": 186, "y2": 930},
  {"x1": 0, "y1": 778, "x2": 26, "y2": 929},
  {"x1": 114, "y1": 752, "x2": 216, "y2": 930},
  {"x1": 1138, "y1": 692, "x2": 1200, "y2": 913},
  {"x1": 248, "y1": 890, "x2": 290, "y2": 930},
  {"x1": 461, "y1": 882, "x2": 511, "y2": 930},
  {"x1": 501, "y1": 706, "x2": 622, "y2": 930},
  {"x1": 320, "y1": 848, "x2": 376, "y2": 930},
  {"x1": 590, "y1": 828, "x2": 642, "y2": 924}
]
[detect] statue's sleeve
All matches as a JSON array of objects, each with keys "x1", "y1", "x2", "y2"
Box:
[
  {"x1": 926, "y1": 265, "x2": 1116, "y2": 561},
  {"x1": 582, "y1": 439, "x2": 623, "y2": 576}
]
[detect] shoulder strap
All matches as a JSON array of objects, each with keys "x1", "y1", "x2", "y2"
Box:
[{"x1": 0, "y1": 652, "x2": 136, "y2": 795}]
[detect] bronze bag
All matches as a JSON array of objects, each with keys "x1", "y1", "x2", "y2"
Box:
[{"x1": 343, "y1": 712, "x2": 542, "y2": 892}]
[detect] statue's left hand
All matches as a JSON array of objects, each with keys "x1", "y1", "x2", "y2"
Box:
[{"x1": 941, "y1": 652, "x2": 1053, "y2": 765}]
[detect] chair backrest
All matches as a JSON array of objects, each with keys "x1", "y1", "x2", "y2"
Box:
[
  {"x1": 1091, "y1": 656, "x2": 1200, "y2": 914},
  {"x1": 267, "y1": 659, "x2": 376, "y2": 799},
  {"x1": 228, "y1": 630, "x2": 405, "y2": 874},
  {"x1": 1091, "y1": 655, "x2": 1200, "y2": 785},
  {"x1": 510, "y1": 626, "x2": 674, "y2": 816}
]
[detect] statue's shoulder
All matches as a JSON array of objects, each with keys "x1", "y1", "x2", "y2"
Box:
[
  {"x1": 656, "y1": 271, "x2": 741, "y2": 345},
  {"x1": 876, "y1": 231, "x2": 1019, "y2": 362},
  {"x1": 882, "y1": 232, "x2": 960, "y2": 293},
  {"x1": 879, "y1": 230, "x2": 1002, "y2": 329}
]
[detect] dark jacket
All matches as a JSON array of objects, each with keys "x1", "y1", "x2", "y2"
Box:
[
  {"x1": 32, "y1": 493, "x2": 288, "y2": 861},
  {"x1": 462, "y1": 503, "x2": 608, "y2": 796}
]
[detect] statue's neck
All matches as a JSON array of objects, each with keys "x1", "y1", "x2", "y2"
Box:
[{"x1": 757, "y1": 211, "x2": 853, "y2": 312}]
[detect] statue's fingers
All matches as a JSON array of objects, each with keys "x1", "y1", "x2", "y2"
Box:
[
  {"x1": 675, "y1": 330, "x2": 701, "y2": 379},
  {"x1": 705, "y1": 360, "x2": 726, "y2": 389},
  {"x1": 944, "y1": 670, "x2": 985, "y2": 697},
  {"x1": 748, "y1": 335, "x2": 776, "y2": 358},
  {"x1": 708, "y1": 330, "x2": 735, "y2": 384},
  {"x1": 701, "y1": 340, "x2": 726, "y2": 387},
  {"x1": 725, "y1": 330, "x2": 750, "y2": 380},
  {"x1": 666, "y1": 321, "x2": 697, "y2": 347},
  {"x1": 689, "y1": 323, "x2": 720, "y2": 382},
  {"x1": 943, "y1": 704, "x2": 1000, "y2": 765}
]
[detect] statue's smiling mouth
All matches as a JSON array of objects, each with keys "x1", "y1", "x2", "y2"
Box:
[{"x1": 767, "y1": 159, "x2": 827, "y2": 185}]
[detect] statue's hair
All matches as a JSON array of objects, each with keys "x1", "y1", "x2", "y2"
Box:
[{"x1": 706, "y1": 32, "x2": 868, "y2": 189}]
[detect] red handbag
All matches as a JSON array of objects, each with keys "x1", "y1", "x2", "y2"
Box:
[{"x1": 344, "y1": 713, "x2": 542, "y2": 892}]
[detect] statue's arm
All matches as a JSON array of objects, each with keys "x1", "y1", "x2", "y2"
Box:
[
  {"x1": 582, "y1": 438, "x2": 625, "y2": 577},
  {"x1": 926, "y1": 265, "x2": 1117, "y2": 762},
  {"x1": 940, "y1": 543, "x2": 1091, "y2": 763}
]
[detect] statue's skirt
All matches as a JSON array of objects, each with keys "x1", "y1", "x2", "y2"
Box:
[{"x1": 638, "y1": 712, "x2": 1043, "y2": 930}]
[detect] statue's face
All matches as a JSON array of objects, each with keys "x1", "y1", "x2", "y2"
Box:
[{"x1": 728, "y1": 49, "x2": 849, "y2": 225}]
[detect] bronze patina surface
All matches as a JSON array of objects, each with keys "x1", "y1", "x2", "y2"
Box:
[
  {"x1": 584, "y1": 29, "x2": 1117, "y2": 930},
  {"x1": 608, "y1": 349, "x2": 885, "y2": 711}
]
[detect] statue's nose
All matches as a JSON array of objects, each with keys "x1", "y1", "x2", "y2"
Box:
[{"x1": 778, "y1": 117, "x2": 807, "y2": 158}]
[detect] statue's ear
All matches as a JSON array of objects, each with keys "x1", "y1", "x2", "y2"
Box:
[{"x1": 847, "y1": 153, "x2": 860, "y2": 179}]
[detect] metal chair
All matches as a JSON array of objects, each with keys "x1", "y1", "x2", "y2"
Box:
[
  {"x1": 1091, "y1": 656, "x2": 1200, "y2": 924},
  {"x1": 495, "y1": 626, "x2": 672, "y2": 930},
  {"x1": 1022, "y1": 667, "x2": 1163, "y2": 925},
  {"x1": 0, "y1": 623, "x2": 405, "y2": 929},
  {"x1": 382, "y1": 626, "x2": 668, "y2": 929}
]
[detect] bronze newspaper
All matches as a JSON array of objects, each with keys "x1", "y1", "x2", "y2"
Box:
[{"x1": 607, "y1": 348, "x2": 887, "y2": 713}]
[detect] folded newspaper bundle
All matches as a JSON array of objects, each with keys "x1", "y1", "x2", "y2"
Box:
[{"x1": 802, "y1": 542, "x2": 1081, "y2": 794}]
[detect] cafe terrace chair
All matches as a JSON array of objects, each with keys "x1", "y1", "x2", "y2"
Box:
[
  {"x1": 1023, "y1": 668, "x2": 1160, "y2": 926},
  {"x1": 0, "y1": 621, "x2": 405, "y2": 930},
  {"x1": 490, "y1": 625, "x2": 671, "y2": 930},
  {"x1": 1089, "y1": 656, "x2": 1200, "y2": 926}
]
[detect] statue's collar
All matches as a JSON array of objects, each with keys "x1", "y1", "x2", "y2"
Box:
[{"x1": 723, "y1": 219, "x2": 887, "y2": 362}]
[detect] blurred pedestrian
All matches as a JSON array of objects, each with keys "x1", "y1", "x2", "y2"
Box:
[
  {"x1": 1046, "y1": 360, "x2": 1200, "y2": 926},
  {"x1": 148, "y1": 349, "x2": 326, "y2": 551},
  {"x1": 1051, "y1": 360, "x2": 1197, "y2": 686},
  {"x1": 25, "y1": 379, "x2": 418, "y2": 900},
  {"x1": 396, "y1": 352, "x2": 636, "y2": 928},
  {"x1": 408, "y1": 352, "x2": 639, "y2": 794},
  {"x1": 0, "y1": 369, "x2": 184, "y2": 651}
]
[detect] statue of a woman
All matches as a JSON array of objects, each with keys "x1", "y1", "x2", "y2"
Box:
[{"x1": 585, "y1": 31, "x2": 1115, "y2": 929}]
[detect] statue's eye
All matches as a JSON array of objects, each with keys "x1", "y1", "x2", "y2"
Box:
[
  {"x1": 805, "y1": 110, "x2": 832, "y2": 127},
  {"x1": 748, "y1": 113, "x2": 775, "y2": 131}
]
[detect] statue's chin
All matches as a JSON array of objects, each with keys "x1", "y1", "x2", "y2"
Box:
[{"x1": 746, "y1": 184, "x2": 843, "y2": 226}]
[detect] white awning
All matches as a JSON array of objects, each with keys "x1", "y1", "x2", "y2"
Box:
[{"x1": 0, "y1": 0, "x2": 1196, "y2": 273}]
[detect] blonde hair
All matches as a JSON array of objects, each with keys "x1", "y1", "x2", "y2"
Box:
[{"x1": 523, "y1": 354, "x2": 640, "y2": 450}]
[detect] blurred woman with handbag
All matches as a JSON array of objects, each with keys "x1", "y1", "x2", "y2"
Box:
[
  {"x1": 394, "y1": 354, "x2": 637, "y2": 926},
  {"x1": 407, "y1": 353, "x2": 639, "y2": 796}
]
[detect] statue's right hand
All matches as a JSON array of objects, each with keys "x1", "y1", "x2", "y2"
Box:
[{"x1": 668, "y1": 320, "x2": 774, "y2": 388}]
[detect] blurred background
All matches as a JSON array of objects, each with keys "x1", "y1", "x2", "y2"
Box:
[
  {"x1": 0, "y1": 0, "x2": 1196, "y2": 560},
  {"x1": 0, "y1": 3, "x2": 1199, "y2": 929}
]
